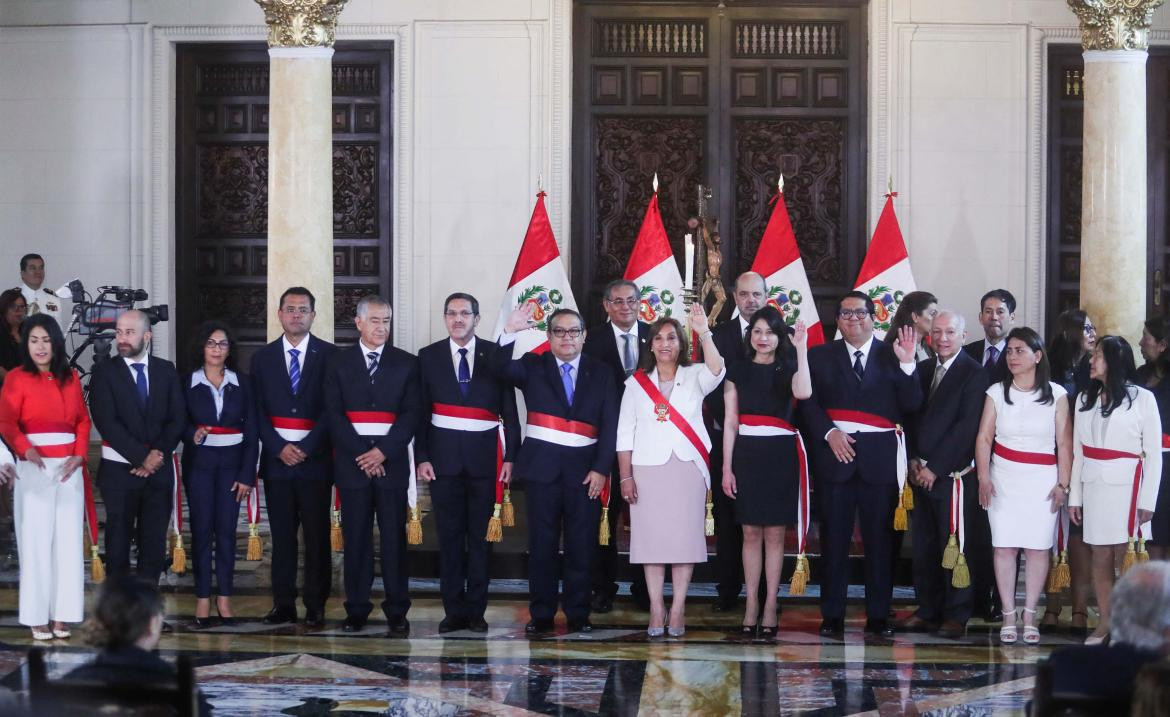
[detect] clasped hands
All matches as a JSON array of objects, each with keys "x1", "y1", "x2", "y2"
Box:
[{"x1": 14, "y1": 447, "x2": 85, "y2": 483}]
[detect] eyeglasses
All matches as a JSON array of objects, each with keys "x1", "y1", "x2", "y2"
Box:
[
  {"x1": 281, "y1": 306, "x2": 312, "y2": 315},
  {"x1": 204, "y1": 340, "x2": 230, "y2": 350},
  {"x1": 550, "y1": 327, "x2": 584, "y2": 339},
  {"x1": 1084, "y1": 324, "x2": 1096, "y2": 335},
  {"x1": 838, "y1": 309, "x2": 872, "y2": 319},
  {"x1": 444, "y1": 310, "x2": 477, "y2": 319},
  {"x1": 607, "y1": 297, "x2": 639, "y2": 307}
]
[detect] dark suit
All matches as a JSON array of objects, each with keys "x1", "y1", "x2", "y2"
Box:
[
  {"x1": 703, "y1": 318, "x2": 750, "y2": 601},
  {"x1": 963, "y1": 339, "x2": 1009, "y2": 384},
  {"x1": 905, "y1": 352, "x2": 988, "y2": 624},
  {"x1": 324, "y1": 343, "x2": 423, "y2": 621},
  {"x1": 800, "y1": 337, "x2": 922, "y2": 620},
  {"x1": 181, "y1": 371, "x2": 259, "y2": 598},
  {"x1": 1048, "y1": 643, "x2": 1161, "y2": 700},
  {"x1": 490, "y1": 344, "x2": 618, "y2": 624},
  {"x1": 89, "y1": 356, "x2": 185, "y2": 581},
  {"x1": 250, "y1": 334, "x2": 337, "y2": 615},
  {"x1": 414, "y1": 337, "x2": 519, "y2": 621},
  {"x1": 65, "y1": 646, "x2": 212, "y2": 717},
  {"x1": 582, "y1": 320, "x2": 649, "y2": 602}
]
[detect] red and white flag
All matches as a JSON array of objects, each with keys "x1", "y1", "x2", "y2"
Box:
[
  {"x1": 493, "y1": 191, "x2": 578, "y2": 354},
  {"x1": 623, "y1": 183, "x2": 683, "y2": 323},
  {"x1": 853, "y1": 193, "x2": 916, "y2": 339},
  {"x1": 749, "y1": 181, "x2": 825, "y2": 346}
]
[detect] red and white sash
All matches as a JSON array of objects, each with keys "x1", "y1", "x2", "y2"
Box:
[
  {"x1": 1161, "y1": 433, "x2": 1170, "y2": 452},
  {"x1": 992, "y1": 442, "x2": 1057, "y2": 466},
  {"x1": 949, "y1": 466, "x2": 974, "y2": 558},
  {"x1": 526, "y1": 411, "x2": 598, "y2": 448},
  {"x1": 739, "y1": 413, "x2": 810, "y2": 558},
  {"x1": 431, "y1": 403, "x2": 498, "y2": 432},
  {"x1": 827, "y1": 408, "x2": 907, "y2": 493},
  {"x1": 101, "y1": 441, "x2": 130, "y2": 464},
  {"x1": 23, "y1": 420, "x2": 77, "y2": 459},
  {"x1": 270, "y1": 416, "x2": 314, "y2": 442},
  {"x1": 200, "y1": 426, "x2": 243, "y2": 447},
  {"x1": 632, "y1": 370, "x2": 711, "y2": 486},
  {"x1": 345, "y1": 410, "x2": 418, "y2": 511},
  {"x1": 1083, "y1": 445, "x2": 1146, "y2": 542}
]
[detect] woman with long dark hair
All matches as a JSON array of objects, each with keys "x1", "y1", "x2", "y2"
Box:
[
  {"x1": 721, "y1": 307, "x2": 810, "y2": 639},
  {"x1": 975, "y1": 327, "x2": 1072, "y2": 644},
  {"x1": 1069, "y1": 335, "x2": 1162, "y2": 645},
  {"x1": 0, "y1": 288, "x2": 28, "y2": 383},
  {"x1": 181, "y1": 320, "x2": 258, "y2": 627},
  {"x1": 883, "y1": 290, "x2": 938, "y2": 361},
  {"x1": 1137, "y1": 315, "x2": 1170, "y2": 562},
  {"x1": 0, "y1": 314, "x2": 90, "y2": 641}
]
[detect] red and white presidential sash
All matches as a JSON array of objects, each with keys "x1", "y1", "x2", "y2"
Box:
[
  {"x1": 738, "y1": 413, "x2": 810, "y2": 557},
  {"x1": 526, "y1": 411, "x2": 598, "y2": 448},
  {"x1": 632, "y1": 370, "x2": 711, "y2": 485},
  {"x1": 200, "y1": 426, "x2": 243, "y2": 447},
  {"x1": 345, "y1": 410, "x2": 418, "y2": 511},
  {"x1": 101, "y1": 441, "x2": 130, "y2": 464},
  {"x1": 1083, "y1": 445, "x2": 1146, "y2": 541},
  {"x1": 23, "y1": 420, "x2": 77, "y2": 459},
  {"x1": 270, "y1": 416, "x2": 314, "y2": 442},
  {"x1": 431, "y1": 403, "x2": 498, "y2": 432},
  {"x1": 827, "y1": 408, "x2": 907, "y2": 492}
]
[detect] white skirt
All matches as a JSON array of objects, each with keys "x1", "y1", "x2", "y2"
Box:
[
  {"x1": 1081, "y1": 479, "x2": 1137, "y2": 546},
  {"x1": 988, "y1": 457, "x2": 1058, "y2": 550}
]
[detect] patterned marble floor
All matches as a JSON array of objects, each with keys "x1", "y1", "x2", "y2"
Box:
[{"x1": 0, "y1": 585, "x2": 1087, "y2": 716}]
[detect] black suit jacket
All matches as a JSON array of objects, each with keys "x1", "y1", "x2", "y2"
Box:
[
  {"x1": 323, "y1": 344, "x2": 423, "y2": 489},
  {"x1": 582, "y1": 320, "x2": 650, "y2": 393},
  {"x1": 1048, "y1": 643, "x2": 1161, "y2": 701},
  {"x1": 906, "y1": 352, "x2": 989, "y2": 496},
  {"x1": 963, "y1": 339, "x2": 1009, "y2": 384},
  {"x1": 800, "y1": 337, "x2": 923, "y2": 484},
  {"x1": 414, "y1": 337, "x2": 520, "y2": 476},
  {"x1": 89, "y1": 355, "x2": 185, "y2": 486},
  {"x1": 703, "y1": 318, "x2": 749, "y2": 431},
  {"x1": 489, "y1": 346, "x2": 618, "y2": 482},
  {"x1": 250, "y1": 334, "x2": 337, "y2": 481}
]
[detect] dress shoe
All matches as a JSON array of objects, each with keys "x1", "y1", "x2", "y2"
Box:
[
  {"x1": 303, "y1": 610, "x2": 325, "y2": 629},
  {"x1": 894, "y1": 614, "x2": 940, "y2": 632},
  {"x1": 341, "y1": 615, "x2": 366, "y2": 633},
  {"x1": 525, "y1": 618, "x2": 554, "y2": 635},
  {"x1": 935, "y1": 620, "x2": 966, "y2": 639},
  {"x1": 568, "y1": 619, "x2": 593, "y2": 634},
  {"x1": 189, "y1": 617, "x2": 213, "y2": 630},
  {"x1": 161, "y1": 621, "x2": 174, "y2": 634},
  {"x1": 438, "y1": 616, "x2": 468, "y2": 633},
  {"x1": 977, "y1": 601, "x2": 1002, "y2": 623},
  {"x1": 819, "y1": 618, "x2": 844, "y2": 637},
  {"x1": 263, "y1": 607, "x2": 298, "y2": 625},
  {"x1": 386, "y1": 616, "x2": 410, "y2": 637},
  {"x1": 590, "y1": 594, "x2": 614, "y2": 614},
  {"x1": 467, "y1": 617, "x2": 489, "y2": 633},
  {"x1": 865, "y1": 618, "x2": 896, "y2": 638},
  {"x1": 712, "y1": 596, "x2": 739, "y2": 613}
]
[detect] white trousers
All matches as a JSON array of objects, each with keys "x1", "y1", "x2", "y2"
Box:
[{"x1": 14, "y1": 457, "x2": 84, "y2": 626}]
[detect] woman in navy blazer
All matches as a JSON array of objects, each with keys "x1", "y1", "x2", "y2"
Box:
[{"x1": 182, "y1": 321, "x2": 258, "y2": 627}]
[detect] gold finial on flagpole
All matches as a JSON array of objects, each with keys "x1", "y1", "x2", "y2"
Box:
[
  {"x1": 778, "y1": 174, "x2": 784, "y2": 194},
  {"x1": 652, "y1": 172, "x2": 659, "y2": 193},
  {"x1": 888, "y1": 175, "x2": 894, "y2": 194}
]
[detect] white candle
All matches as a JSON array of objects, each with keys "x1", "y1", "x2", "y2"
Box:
[{"x1": 684, "y1": 233, "x2": 694, "y2": 291}]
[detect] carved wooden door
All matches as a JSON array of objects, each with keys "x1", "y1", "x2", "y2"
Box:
[
  {"x1": 572, "y1": 1, "x2": 867, "y2": 326},
  {"x1": 176, "y1": 43, "x2": 393, "y2": 362}
]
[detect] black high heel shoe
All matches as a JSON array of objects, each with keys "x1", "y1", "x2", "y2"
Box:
[
  {"x1": 758, "y1": 624, "x2": 777, "y2": 641},
  {"x1": 215, "y1": 599, "x2": 236, "y2": 627}
]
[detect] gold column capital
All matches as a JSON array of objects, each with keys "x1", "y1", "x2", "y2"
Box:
[
  {"x1": 1067, "y1": 0, "x2": 1165, "y2": 51},
  {"x1": 255, "y1": 0, "x2": 348, "y2": 49}
]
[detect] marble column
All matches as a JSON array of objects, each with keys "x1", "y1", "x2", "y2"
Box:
[
  {"x1": 256, "y1": 0, "x2": 348, "y2": 341},
  {"x1": 1069, "y1": 0, "x2": 1163, "y2": 346}
]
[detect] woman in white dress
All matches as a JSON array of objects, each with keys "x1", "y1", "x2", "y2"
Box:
[
  {"x1": 1069, "y1": 335, "x2": 1162, "y2": 645},
  {"x1": 975, "y1": 327, "x2": 1072, "y2": 645}
]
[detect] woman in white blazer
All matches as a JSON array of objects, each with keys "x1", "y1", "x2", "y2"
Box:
[
  {"x1": 1069, "y1": 335, "x2": 1163, "y2": 645},
  {"x1": 617, "y1": 304, "x2": 725, "y2": 637}
]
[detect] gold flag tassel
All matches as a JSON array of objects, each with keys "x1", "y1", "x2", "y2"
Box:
[
  {"x1": 331, "y1": 508, "x2": 344, "y2": 552},
  {"x1": 246, "y1": 522, "x2": 263, "y2": 561},
  {"x1": 789, "y1": 553, "x2": 809, "y2": 596},
  {"x1": 1055, "y1": 550, "x2": 1071, "y2": 590},
  {"x1": 941, "y1": 533, "x2": 959, "y2": 570},
  {"x1": 1045, "y1": 556, "x2": 1062, "y2": 593},
  {"x1": 171, "y1": 532, "x2": 187, "y2": 574},
  {"x1": 90, "y1": 543, "x2": 105, "y2": 583},
  {"x1": 406, "y1": 505, "x2": 423, "y2": 545},
  {"x1": 501, "y1": 488, "x2": 516, "y2": 527},
  {"x1": 1120, "y1": 536, "x2": 1137, "y2": 575},
  {"x1": 901, "y1": 482, "x2": 915, "y2": 511},
  {"x1": 166, "y1": 529, "x2": 176, "y2": 558},
  {"x1": 893, "y1": 488, "x2": 909, "y2": 532},
  {"x1": 951, "y1": 552, "x2": 971, "y2": 588},
  {"x1": 1137, "y1": 536, "x2": 1150, "y2": 562},
  {"x1": 485, "y1": 503, "x2": 503, "y2": 543},
  {"x1": 704, "y1": 489, "x2": 715, "y2": 537},
  {"x1": 598, "y1": 506, "x2": 611, "y2": 546}
]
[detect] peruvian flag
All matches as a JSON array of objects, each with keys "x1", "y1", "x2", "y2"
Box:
[
  {"x1": 853, "y1": 192, "x2": 916, "y2": 339},
  {"x1": 749, "y1": 181, "x2": 825, "y2": 346},
  {"x1": 623, "y1": 182, "x2": 684, "y2": 323},
  {"x1": 493, "y1": 191, "x2": 578, "y2": 354}
]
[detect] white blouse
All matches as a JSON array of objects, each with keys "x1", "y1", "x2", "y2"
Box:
[{"x1": 1070, "y1": 386, "x2": 1163, "y2": 512}]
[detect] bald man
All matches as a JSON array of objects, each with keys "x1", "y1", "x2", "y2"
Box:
[{"x1": 88, "y1": 310, "x2": 186, "y2": 585}]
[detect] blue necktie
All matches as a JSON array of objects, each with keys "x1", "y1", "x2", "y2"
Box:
[
  {"x1": 457, "y1": 348, "x2": 471, "y2": 398},
  {"x1": 561, "y1": 363, "x2": 574, "y2": 406},
  {"x1": 367, "y1": 351, "x2": 379, "y2": 379},
  {"x1": 985, "y1": 346, "x2": 999, "y2": 371},
  {"x1": 852, "y1": 350, "x2": 865, "y2": 382},
  {"x1": 132, "y1": 362, "x2": 148, "y2": 410},
  {"x1": 288, "y1": 348, "x2": 301, "y2": 394}
]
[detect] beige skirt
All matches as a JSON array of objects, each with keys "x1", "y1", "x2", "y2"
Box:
[{"x1": 629, "y1": 454, "x2": 708, "y2": 564}]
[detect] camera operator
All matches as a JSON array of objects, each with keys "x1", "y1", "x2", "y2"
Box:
[{"x1": 88, "y1": 310, "x2": 185, "y2": 614}]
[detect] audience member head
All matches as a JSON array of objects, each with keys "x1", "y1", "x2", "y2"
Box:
[
  {"x1": 836, "y1": 291, "x2": 876, "y2": 347},
  {"x1": 978, "y1": 289, "x2": 1016, "y2": 344},
  {"x1": 602, "y1": 279, "x2": 640, "y2": 331},
  {"x1": 1080, "y1": 335, "x2": 1137, "y2": 417},
  {"x1": 20, "y1": 313, "x2": 70, "y2": 383},
  {"x1": 733, "y1": 272, "x2": 767, "y2": 319},
  {"x1": 744, "y1": 306, "x2": 792, "y2": 363},
  {"x1": 1048, "y1": 309, "x2": 1096, "y2": 377},
  {"x1": 1110, "y1": 561, "x2": 1170, "y2": 655},
  {"x1": 640, "y1": 316, "x2": 691, "y2": 372},
  {"x1": 278, "y1": 286, "x2": 316, "y2": 341},
  {"x1": 443, "y1": 292, "x2": 480, "y2": 345},
  {"x1": 189, "y1": 319, "x2": 238, "y2": 374},
  {"x1": 1138, "y1": 314, "x2": 1170, "y2": 379},
  {"x1": 19, "y1": 253, "x2": 44, "y2": 290},
  {"x1": 86, "y1": 575, "x2": 166, "y2": 651},
  {"x1": 884, "y1": 291, "x2": 938, "y2": 346},
  {"x1": 929, "y1": 310, "x2": 966, "y2": 362},
  {"x1": 1001, "y1": 327, "x2": 1053, "y2": 405},
  {"x1": 0, "y1": 288, "x2": 27, "y2": 335},
  {"x1": 115, "y1": 310, "x2": 151, "y2": 360},
  {"x1": 355, "y1": 295, "x2": 392, "y2": 349},
  {"x1": 546, "y1": 308, "x2": 586, "y2": 363}
]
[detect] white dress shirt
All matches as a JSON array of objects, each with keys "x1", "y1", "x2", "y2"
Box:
[
  {"x1": 359, "y1": 340, "x2": 386, "y2": 368},
  {"x1": 191, "y1": 368, "x2": 239, "y2": 420},
  {"x1": 983, "y1": 339, "x2": 1006, "y2": 366},
  {"x1": 554, "y1": 354, "x2": 582, "y2": 390},
  {"x1": 611, "y1": 322, "x2": 639, "y2": 373},
  {"x1": 450, "y1": 336, "x2": 476, "y2": 378},
  {"x1": 123, "y1": 354, "x2": 150, "y2": 392},
  {"x1": 282, "y1": 334, "x2": 309, "y2": 376}
]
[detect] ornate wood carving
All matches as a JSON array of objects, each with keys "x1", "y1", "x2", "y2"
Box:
[
  {"x1": 334, "y1": 285, "x2": 380, "y2": 326},
  {"x1": 592, "y1": 116, "x2": 705, "y2": 288},
  {"x1": 734, "y1": 118, "x2": 846, "y2": 283},
  {"x1": 732, "y1": 21, "x2": 846, "y2": 58},
  {"x1": 197, "y1": 286, "x2": 267, "y2": 328},
  {"x1": 194, "y1": 63, "x2": 379, "y2": 98},
  {"x1": 195, "y1": 144, "x2": 269, "y2": 237},
  {"x1": 593, "y1": 18, "x2": 707, "y2": 57},
  {"x1": 1060, "y1": 145, "x2": 1082, "y2": 246},
  {"x1": 332, "y1": 143, "x2": 378, "y2": 236}
]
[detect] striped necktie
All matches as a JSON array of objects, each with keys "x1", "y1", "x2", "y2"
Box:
[
  {"x1": 288, "y1": 348, "x2": 301, "y2": 394},
  {"x1": 367, "y1": 351, "x2": 379, "y2": 378}
]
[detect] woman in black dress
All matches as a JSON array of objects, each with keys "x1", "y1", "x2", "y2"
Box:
[
  {"x1": 1137, "y1": 314, "x2": 1170, "y2": 562},
  {"x1": 721, "y1": 306, "x2": 810, "y2": 638}
]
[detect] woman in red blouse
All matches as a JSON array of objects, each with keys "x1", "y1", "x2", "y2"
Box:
[{"x1": 0, "y1": 314, "x2": 91, "y2": 641}]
